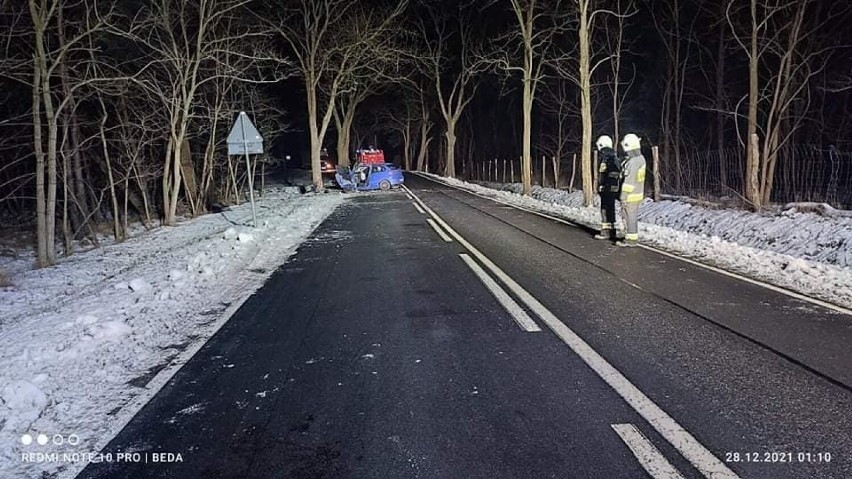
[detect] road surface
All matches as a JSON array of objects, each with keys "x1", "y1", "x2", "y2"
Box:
[{"x1": 78, "y1": 174, "x2": 852, "y2": 479}]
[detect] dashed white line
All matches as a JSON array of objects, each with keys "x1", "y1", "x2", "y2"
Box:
[
  {"x1": 427, "y1": 218, "x2": 453, "y2": 242},
  {"x1": 403, "y1": 184, "x2": 740, "y2": 479},
  {"x1": 413, "y1": 201, "x2": 426, "y2": 214},
  {"x1": 459, "y1": 253, "x2": 541, "y2": 332},
  {"x1": 612, "y1": 423, "x2": 687, "y2": 479}
]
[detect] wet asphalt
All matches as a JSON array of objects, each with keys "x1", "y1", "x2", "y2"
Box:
[{"x1": 78, "y1": 175, "x2": 852, "y2": 479}]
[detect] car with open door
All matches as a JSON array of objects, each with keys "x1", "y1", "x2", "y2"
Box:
[{"x1": 335, "y1": 163, "x2": 404, "y2": 192}]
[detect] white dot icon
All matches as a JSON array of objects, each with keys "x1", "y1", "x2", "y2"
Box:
[
  {"x1": 53, "y1": 434, "x2": 64, "y2": 445},
  {"x1": 21, "y1": 434, "x2": 33, "y2": 446},
  {"x1": 37, "y1": 434, "x2": 49, "y2": 446},
  {"x1": 68, "y1": 434, "x2": 80, "y2": 446}
]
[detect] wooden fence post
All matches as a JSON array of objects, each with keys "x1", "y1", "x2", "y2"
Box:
[{"x1": 569, "y1": 153, "x2": 577, "y2": 192}]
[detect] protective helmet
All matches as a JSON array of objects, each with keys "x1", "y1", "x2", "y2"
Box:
[
  {"x1": 621, "y1": 133, "x2": 641, "y2": 151},
  {"x1": 595, "y1": 135, "x2": 613, "y2": 151}
]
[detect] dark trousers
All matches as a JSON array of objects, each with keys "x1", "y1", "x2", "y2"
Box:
[{"x1": 600, "y1": 193, "x2": 618, "y2": 229}]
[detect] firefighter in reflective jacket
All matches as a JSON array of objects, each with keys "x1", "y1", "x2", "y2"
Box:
[
  {"x1": 618, "y1": 133, "x2": 646, "y2": 247},
  {"x1": 594, "y1": 135, "x2": 621, "y2": 240}
]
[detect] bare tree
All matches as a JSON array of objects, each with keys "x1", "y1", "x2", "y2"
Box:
[
  {"x1": 559, "y1": 0, "x2": 626, "y2": 205},
  {"x1": 491, "y1": 0, "x2": 571, "y2": 195},
  {"x1": 18, "y1": 0, "x2": 114, "y2": 266},
  {"x1": 538, "y1": 78, "x2": 578, "y2": 188},
  {"x1": 269, "y1": 0, "x2": 406, "y2": 190},
  {"x1": 728, "y1": 0, "x2": 840, "y2": 208},
  {"x1": 109, "y1": 0, "x2": 280, "y2": 225},
  {"x1": 651, "y1": 0, "x2": 700, "y2": 195},
  {"x1": 419, "y1": 3, "x2": 486, "y2": 179},
  {"x1": 602, "y1": 0, "x2": 636, "y2": 143}
]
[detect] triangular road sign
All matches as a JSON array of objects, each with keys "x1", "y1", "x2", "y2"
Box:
[{"x1": 227, "y1": 111, "x2": 264, "y2": 155}]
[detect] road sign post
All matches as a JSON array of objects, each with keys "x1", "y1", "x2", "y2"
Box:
[{"x1": 227, "y1": 112, "x2": 264, "y2": 227}]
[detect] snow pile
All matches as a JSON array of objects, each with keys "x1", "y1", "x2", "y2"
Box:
[
  {"x1": 640, "y1": 200, "x2": 852, "y2": 267},
  {"x1": 0, "y1": 381, "x2": 49, "y2": 432},
  {"x1": 423, "y1": 173, "x2": 852, "y2": 309},
  {"x1": 0, "y1": 186, "x2": 343, "y2": 478}
]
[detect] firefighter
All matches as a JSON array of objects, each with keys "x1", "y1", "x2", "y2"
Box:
[
  {"x1": 617, "y1": 133, "x2": 647, "y2": 247},
  {"x1": 594, "y1": 135, "x2": 621, "y2": 240}
]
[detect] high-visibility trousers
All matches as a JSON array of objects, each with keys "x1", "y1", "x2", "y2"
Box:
[{"x1": 621, "y1": 201, "x2": 640, "y2": 242}]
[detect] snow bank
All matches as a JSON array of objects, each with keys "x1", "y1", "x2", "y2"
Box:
[{"x1": 0, "y1": 186, "x2": 344, "y2": 478}]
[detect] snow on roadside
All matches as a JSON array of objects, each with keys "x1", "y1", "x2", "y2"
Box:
[
  {"x1": 421, "y1": 173, "x2": 852, "y2": 310},
  {"x1": 0, "y1": 186, "x2": 343, "y2": 479}
]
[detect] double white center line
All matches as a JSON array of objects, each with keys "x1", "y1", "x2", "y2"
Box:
[
  {"x1": 403, "y1": 184, "x2": 740, "y2": 479},
  {"x1": 459, "y1": 253, "x2": 541, "y2": 332}
]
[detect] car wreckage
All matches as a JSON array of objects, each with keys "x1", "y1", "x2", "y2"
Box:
[{"x1": 335, "y1": 162, "x2": 404, "y2": 192}]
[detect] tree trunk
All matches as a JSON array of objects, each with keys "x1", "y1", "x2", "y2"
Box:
[
  {"x1": 99, "y1": 109, "x2": 123, "y2": 241},
  {"x1": 521, "y1": 66, "x2": 533, "y2": 195},
  {"x1": 716, "y1": 0, "x2": 727, "y2": 188},
  {"x1": 444, "y1": 126, "x2": 457, "y2": 178},
  {"x1": 33, "y1": 59, "x2": 48, "y2": 267},
  {"x1": 745, "y1": 0, "x2": 760, "y2": 208},
  {"x1": 416, "y1": 113, "x2": 430, "y2": 171},
  {"x1": 403, "y1": 122, "x2": 412, "y2": 171},
  {"x1": 579, "y1": 3, "x2": 594, "y2": 206},
  {"x1": 337, "y1": 111, "x2": 355, "y2": 168},
  {"x1": 748, "y1": 133, "x2": 760, "y2": 209},
  {"x1": 180, "y1": 138, "x2": 199, "y2": 217}
]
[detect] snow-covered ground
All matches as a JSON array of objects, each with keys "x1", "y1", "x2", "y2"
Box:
[
  {"x1": 0, "y1": 185, "x2": 344, "y2": 479},
  {"x1": 420, "y1": 173, "x2": 852, "y2": 310}
]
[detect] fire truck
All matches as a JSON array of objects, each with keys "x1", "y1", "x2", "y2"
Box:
[{"x1": 355, "y1": 147, "x2": 385, "y2": 165}]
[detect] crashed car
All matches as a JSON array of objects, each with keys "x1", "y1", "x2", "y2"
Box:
[{"x1": 335, "y1": 163, "x2": 404, "y2": 191}]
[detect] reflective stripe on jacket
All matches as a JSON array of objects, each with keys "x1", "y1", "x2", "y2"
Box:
[{"x1": 619, "y1": 150, "x2": 646, "y2": 203}]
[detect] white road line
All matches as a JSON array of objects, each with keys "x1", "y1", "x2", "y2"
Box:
[
  {"x1": 405, "y1": 193, "x2": 413, "y2": 200},
  {"x1": 413, "y1": 173, "x2": 852, "y2": 317},
  {"x1": 612, "y1": 424, "x2": 687, "y2": 479},
  {"x1": 427, "y1": 218, "x2": 453, "y2": 242},
  {"x1": 403, "y1": 184, "x2": 740, "y2": 479},
  {"x1": 459, "y1": 253, "x2": 541, "y2": 332},
  {"x1": 413, "y1": 201, "x2": 426, "y2": 214}
]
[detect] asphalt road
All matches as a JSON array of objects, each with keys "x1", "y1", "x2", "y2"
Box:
[{"x1": 78, "y1": 174, "x2": 852, "y2": 479}]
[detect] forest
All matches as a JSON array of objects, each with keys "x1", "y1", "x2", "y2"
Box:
[{"x1": 1, "y1": 0, "x2": 850, "y2": 267}]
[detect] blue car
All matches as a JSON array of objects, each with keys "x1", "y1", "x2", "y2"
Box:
[{"x1": 335, "y1": 163, "x2": 405, "y2": 192}]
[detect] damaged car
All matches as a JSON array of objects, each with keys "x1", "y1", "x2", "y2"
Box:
[{"x1": 335, "y1": 163, "x2": 404, "y2": 192}]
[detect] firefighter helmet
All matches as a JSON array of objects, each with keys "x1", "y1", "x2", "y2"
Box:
[
  {"x1": 621, "y1": 133, "x2": 641, "y2": 151},
  {"x1": 596, "y1": 135, "x2": 613, "y2": 151}
]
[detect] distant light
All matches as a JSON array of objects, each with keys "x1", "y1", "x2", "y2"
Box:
[{"x1": 285, "y1": 155, "x2": 291, "y2": 160}]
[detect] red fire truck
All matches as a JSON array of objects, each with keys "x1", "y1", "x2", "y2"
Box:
[{"x1": 355, "y1": 148, "x2": 385, "y2": 165}]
